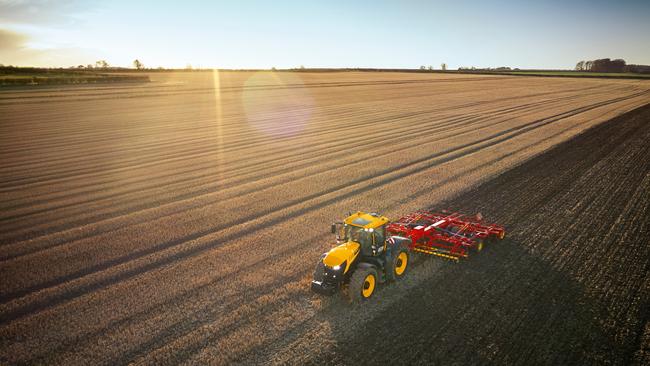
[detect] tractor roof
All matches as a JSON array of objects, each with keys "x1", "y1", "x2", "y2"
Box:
[{"x1": 344, "y1": 211, "x2": 390, "y2": 229}]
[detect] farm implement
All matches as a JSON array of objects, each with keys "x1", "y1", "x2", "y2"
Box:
[{"x1": 311, "y1": 210, "x2": 505, "y2": 302}]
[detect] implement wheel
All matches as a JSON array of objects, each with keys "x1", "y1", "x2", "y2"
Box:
[{"x1": 349, "y1": 267, "x2": 378, "y2": 302}]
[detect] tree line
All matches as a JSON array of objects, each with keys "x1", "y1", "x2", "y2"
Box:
[
  {"x1": 71, "y1": 59, "x2": 145, "y2": 70},
  {"x1": 575, "y1": 58, "x2": 650, "y2": 73}
]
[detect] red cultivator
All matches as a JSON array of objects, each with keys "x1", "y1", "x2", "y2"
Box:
[{"x1": 386, "y1": 210, "x2": 506, "y2": 261}]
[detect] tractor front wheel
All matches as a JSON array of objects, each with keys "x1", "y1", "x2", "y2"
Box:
[{"x1": 349, "y1": 267, "x2": 378, "y2": 302}]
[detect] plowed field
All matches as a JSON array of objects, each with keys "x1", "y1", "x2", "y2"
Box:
[{"x1": 1, "y1": 71, "x2": 649, "y2": 365}]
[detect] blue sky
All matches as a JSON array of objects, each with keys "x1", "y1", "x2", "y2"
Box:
[{"x1": 1, "y1": 0, "x2": 648, "y2": 69}]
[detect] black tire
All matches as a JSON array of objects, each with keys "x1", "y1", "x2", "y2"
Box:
[
  {"x1": 488, "y1": 231, "x2": 505, "y2": 244},
  {"x1": 387, "y1": 247, "x2": 410, "y2": 281},
  {"x1": 474, "y1": 239, "x2": 484, "y2": 252},
  {"x1": 348, "y1": 267, "x2": 378, "y2": 303}
]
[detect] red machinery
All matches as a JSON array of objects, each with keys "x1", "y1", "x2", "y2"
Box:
[{"x1": 386, "y1": 210, "x2": 506, "y2": 261}]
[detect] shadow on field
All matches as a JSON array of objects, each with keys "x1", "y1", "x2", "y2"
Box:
[
  {"x1": 310, "y1": 103, "x2": 650, "y2": 365},
  {"x1": 318, "y1": 239, "x2": 612, "y2": 365}
]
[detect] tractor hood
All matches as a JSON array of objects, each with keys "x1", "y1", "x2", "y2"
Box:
[{"x1": 323, "y1": 241, "x2": 360, "y2": 273}]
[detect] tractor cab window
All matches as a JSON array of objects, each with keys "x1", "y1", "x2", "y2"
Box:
[{"x1": 345, "y1": 225, "x2": 373, "y2": 256}]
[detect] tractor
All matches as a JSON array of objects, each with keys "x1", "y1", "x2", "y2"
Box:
[
  {"x1": 310, "y1": 211, "x2": 411, "y2": 302},
  {"x1": 311, "y1": 210, "x2": 506, "y2": 302}
]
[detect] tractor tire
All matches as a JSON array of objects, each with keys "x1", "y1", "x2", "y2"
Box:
[
  {"x1": 387, "y1": 247, "x2": 410, "y2": 281},
  {"x1": 348, "y1": 267, "x2": 378, "y2": 303},
  {"x1": 474, "y1": 239, "x2": 484, "y2": 252}
]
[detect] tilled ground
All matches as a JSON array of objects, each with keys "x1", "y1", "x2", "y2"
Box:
[
  {"x1": 271, "y1": 103, "x2": 650, "y2": 365},
  {"x1": 0, "y1": 72, "x2": 649, "y2": 365}
]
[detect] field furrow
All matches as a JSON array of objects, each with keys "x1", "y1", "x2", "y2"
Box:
[{"x1": 0, "y1": 71, "x2": 648, "y2": 365}]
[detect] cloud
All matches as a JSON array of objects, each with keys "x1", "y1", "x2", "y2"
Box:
[
  {"x1": 0, "y1": 27, "x2": 95, "y2": 67},
  {"x1": 0, "y1": 0, "x2": 94, "y2": 26},
  {"x1": 0, "y1": 1, "x2": 101, "y2": 67},
  {"x1": 0, "y1": 28, "x2": 28, "y2": 50}
]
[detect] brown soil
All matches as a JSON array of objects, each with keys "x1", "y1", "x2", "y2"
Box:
[
  {"x1": 293, "y1": 103, "x2": 650, "y2": 366},
  {"x1": 0, "y1": 72, "x2": 648, "y2": 365}
]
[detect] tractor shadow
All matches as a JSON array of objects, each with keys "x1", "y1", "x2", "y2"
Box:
[{"x1": 313, "y1": 236, "x2": 621, "y2": 365}]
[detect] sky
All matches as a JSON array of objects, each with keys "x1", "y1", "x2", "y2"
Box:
[{"x1": 0, "y1": 0, "x2": 649, "y2": 69}]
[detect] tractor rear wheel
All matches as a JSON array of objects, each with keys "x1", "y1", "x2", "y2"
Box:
[
  {"x1": 349, "y1": 267, "x2": 378, "y2": 302},
  {"x1": 387, "y1": 247, "x2": 410, "y2": 281}
]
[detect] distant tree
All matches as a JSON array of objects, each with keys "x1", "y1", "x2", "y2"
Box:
[
  {"x1": 419, "y1": 65, "x2": 426, "y2": 70},
  {"x1": 95, "y1": 60, "x2": 109, "y2": 69},
  {"x1": 611, "y1": 59, "x2": 626, "y2": 72},
  {"x1": 77, "y1": 65, "x2": 85, "y2": 69},
  {"x1": 300, "y1": 65, "x2": 305, "y2": 69},
  {"x1": 133, "y1": 59, "x2": 144, "y2": 70},
  {"x1": 271, "y1": 66, "x2": 277, "y2": 71},
  {"x1": 589, "y1": 58, "x2": 625, "y2": 73},
  {"x1": 441, "y1": 63, "x2": 447, "y2": 71},
  {"x1": 579, "y1": 58, "x2": 629, "y2": 73},
  {"x1": 427, "y1": 65, "x2": 433, "y2": 70},
  {"x1": 591, "y1": 58, "x2": 609, "y2": 72},
  {"x1": 624, "y1": 64, "x2": 650, "y2": 73}
]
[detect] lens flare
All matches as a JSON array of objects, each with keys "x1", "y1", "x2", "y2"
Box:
[
  {"x1": 241, "y1": 71, "x2": 313, "y2": 137},
  {"x1": 212, "y1": 68, "x2": 225, "y2": 182}
]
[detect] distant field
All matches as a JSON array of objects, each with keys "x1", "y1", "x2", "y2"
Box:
[
  {"x1": 0, "y1": 71, "x2": 649, "y2": 364},
  {"x1": 0, "y1": 69, "x2": 149, "y2": 86},
  {"x1": 458, "y1": 70, "x2": 650, "y2": 79}
]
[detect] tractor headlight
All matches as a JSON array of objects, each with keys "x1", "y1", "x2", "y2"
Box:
[
  {"x1": 325, "y1": 261, "x2": 346, "y2": 279},
  {"x1": 335, "y1": 261, "x2": 346, "y2": 273}
]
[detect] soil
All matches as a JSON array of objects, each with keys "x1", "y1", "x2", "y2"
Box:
[{"x1": 0, "y1": 72, "x2": 648, "y2": 365}]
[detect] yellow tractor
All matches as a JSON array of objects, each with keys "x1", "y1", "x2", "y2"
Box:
[{"x1": 311, "y1": 211, "x2": 411, "y2": 302}]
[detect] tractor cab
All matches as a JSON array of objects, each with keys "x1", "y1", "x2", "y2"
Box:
[{"x1": 332, "y1": 212, "x2": 390, "y2": 257}]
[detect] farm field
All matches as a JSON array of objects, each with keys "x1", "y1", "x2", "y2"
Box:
[
  {"x1": 0, "y1": 68, "x2": 150, "y2": 86},
  {"x1": 452, "y1": 70, "x2": 650, "y2": 79},
  {"x1": 0, "y1": 71, "x2": 649, "y2": 364}
]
